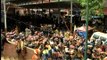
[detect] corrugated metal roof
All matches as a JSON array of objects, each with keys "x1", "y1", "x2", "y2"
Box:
[
  {"x1": 18, "y1": 1, "x2": 82, "y2": 9},
  {"x1": 6, "y1": 0, "x2": 82, "y2": 10}
]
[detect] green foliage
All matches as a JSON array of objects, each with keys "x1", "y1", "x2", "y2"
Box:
[{"x1": 74, "y1": 0, "x2": 104, "y2": 18}]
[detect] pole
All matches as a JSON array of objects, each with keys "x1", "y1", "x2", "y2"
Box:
[
  {"x1": 42, "y1": 0, "x2": 44, "y2": 17},
  {"x1": 70, "y1": 0, "x2": 73, "y2": 33},
  {"x1": 49, "y1": 0, "x2": 50, "y2": 15},
  {"x1": 3, "y1": 0, "x2": 7, "y2": 34},
  {"x1": 84, "y1": 0, "x2": 89, "y2": 60},
  {"x1": 58, "y1": 0, "x2": 60, "y2": 30}
]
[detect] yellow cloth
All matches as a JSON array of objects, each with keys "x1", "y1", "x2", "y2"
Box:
[
  {"x1": 43, "y1": 49, "x2": 48, "y2": 54},
  {"x1": 47, "y1": 45, "x2": 51, "y2": 51},
  {"x1": 45, "y1": 45, "x2": 51, "y2": 51},
  {"x1": 64, "y1": 32, "x2": 69, "y2": 38},
  {"x1": 20, "y1": 40, "x2": 24, "y2": 50},
  {"x1": 55, "y1": 29, "x2": 59, "y2": 33}
]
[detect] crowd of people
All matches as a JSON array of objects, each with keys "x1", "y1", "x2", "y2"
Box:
[
  {"x1": 1, "y1": 9, "x2": 83, "y2": 32},
  {"x1": 1, "y1": 24, "x2": 107, "y2": 60}
]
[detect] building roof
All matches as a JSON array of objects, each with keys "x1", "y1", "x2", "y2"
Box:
[
  {"x1": 18, "y1": 1, "x2": 81, "y2": 9},
  {"x1": 6, "y1": 0, "x2": 82, "y2": 9}
]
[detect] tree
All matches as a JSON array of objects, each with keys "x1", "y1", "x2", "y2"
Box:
[{"x1": 74, "y1": 0, "x2": 104, "y2": 19}]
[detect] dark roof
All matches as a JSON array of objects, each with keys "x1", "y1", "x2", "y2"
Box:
[
  {"x1": 6, "y1": 0, "x2": 82, "y2": 9},
  {"x1": 19, "y1": 1, "x2": 82, "y2": 9},
  {"x1": 6, "y1": 0, "x2": 39, "y2": 3}
]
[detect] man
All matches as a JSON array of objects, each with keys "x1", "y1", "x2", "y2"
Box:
[
  {"x1": 32, "y1": 46, "x2": 40, "y2": 60},
  {"x1": 29, "y1": 24, "x2": 35, "y2": 35}
]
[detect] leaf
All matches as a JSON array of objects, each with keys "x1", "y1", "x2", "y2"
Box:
[{"x1": 75, "y1": 0, "x2": 104, "y2": 18}]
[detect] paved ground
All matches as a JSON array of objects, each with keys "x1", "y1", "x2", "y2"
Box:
[{"x1": 1, "y1": 42, "x2": 35, "y2": 60}]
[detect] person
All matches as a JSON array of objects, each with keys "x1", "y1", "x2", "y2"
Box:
[
  {"x1": 32, "y1": 54, "x2": 38, "y2": 60},
  {"x1": 104, "y1": 57, "x2": 107, "y2": 60},
  {"x1": 1, "y1": 33, "x2": 6, "y2": 52},
  {"x1": 25, "y1": 28, "x2": 31, "y2": 37},
  {"x1": 16, "y1": 39, "x2": 27, "y2": 60},
  {"x1": 1, "y1": 30, "x2": 8, "y2": 52},
  {"x1": 29, "y1": 22, "x2": 35, "y2": 35},
  {"x1": 32, "y1": 46, "x2": 40, "y2": 60},
  {"x1": 42, "y1": 47, "x2": 49, "y2": 60}
]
